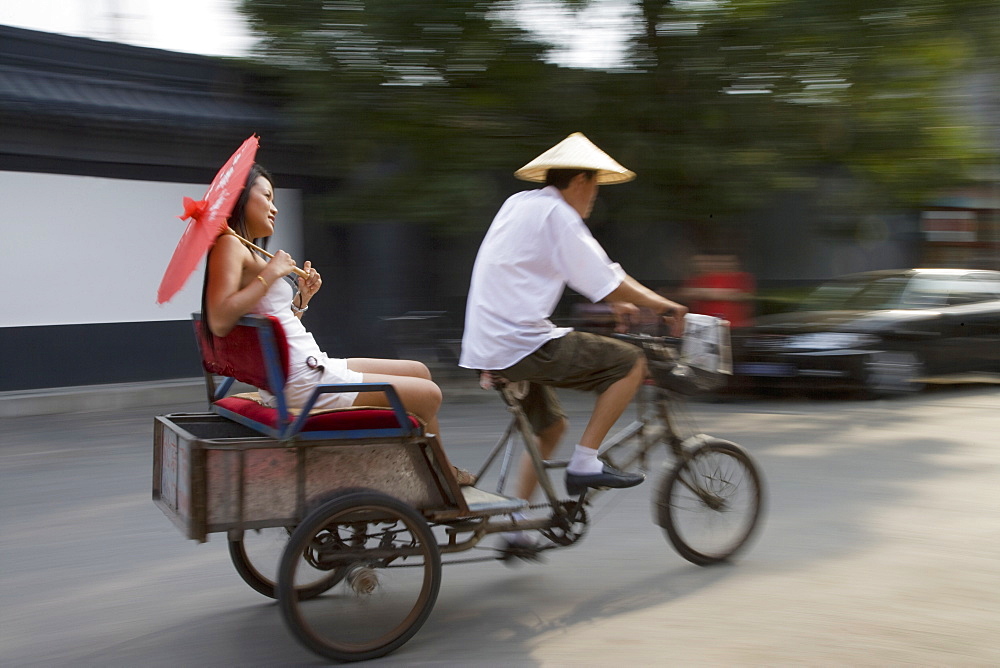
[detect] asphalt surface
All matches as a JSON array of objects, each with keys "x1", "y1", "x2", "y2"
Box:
[{"x1": 1, "y1": 380, "x2": 998, "y2": 666}]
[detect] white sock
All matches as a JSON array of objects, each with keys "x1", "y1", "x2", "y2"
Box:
[{"x1": 567, "y1": 444, "x2": 604, "y2": 475}]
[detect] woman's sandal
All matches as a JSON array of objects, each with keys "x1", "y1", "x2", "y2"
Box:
[{"x1": 451, "y1": 466, "x2": 477, "y2": 486}]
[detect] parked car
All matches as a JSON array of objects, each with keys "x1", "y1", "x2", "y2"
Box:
[{"x1": 731, "y1": 268, "x2": 1000, "y2": 396}]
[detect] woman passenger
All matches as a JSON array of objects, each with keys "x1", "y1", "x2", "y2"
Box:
[{"x1": 202, "y1": 165, "x2": 462, "y2": 474}]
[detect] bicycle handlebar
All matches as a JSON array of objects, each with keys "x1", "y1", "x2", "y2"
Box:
[{"x1": 611, "y1": 331, "x2": 682, "y2": 347}]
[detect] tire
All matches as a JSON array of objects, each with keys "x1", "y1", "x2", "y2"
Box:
[
  {"x1": 278, "y1": 491, "x2": 442, "y2": 663},
  {"x1": 862, "y1": 350, "x2": 925, "y2": 398},
  {"x1": 228, "y1": 528, "x2": 347, "y2": 600},
  {"x1": 655, "y1": 439, "x2": 764, "y2": 566}
]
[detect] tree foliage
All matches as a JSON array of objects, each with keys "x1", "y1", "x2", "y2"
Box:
[
  {"x1": 240, "y1": 0, "x2": 560, "y2": 232},
  {"x1": 239, "y1": 0, "x2": 997, "y2": 234}
]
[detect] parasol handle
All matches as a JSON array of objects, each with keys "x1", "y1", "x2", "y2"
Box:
[{"x1": 225, "y1": 229, "x2": 309, "y2": 279}]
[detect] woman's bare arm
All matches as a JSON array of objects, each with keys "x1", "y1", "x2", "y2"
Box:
[{"x1": 204, "y1": 234, "x2": 296, "y2": 336}]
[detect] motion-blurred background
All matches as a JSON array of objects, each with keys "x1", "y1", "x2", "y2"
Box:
[{"x1": 2, "y1": 0, "x2": 997, "y2": 395}]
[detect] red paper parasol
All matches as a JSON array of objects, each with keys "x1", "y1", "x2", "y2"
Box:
[
  {"x1": 156, "y1": 134, "x2": 258, "y2": 304},
  {"x1": 156, "y1": 135, "x2": 307, "y2": 304}
]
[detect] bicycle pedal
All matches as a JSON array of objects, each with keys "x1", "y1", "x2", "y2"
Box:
[
  {"x1": 561, "y1": 489, "x2": 599, "y2": 502},
  {"x1": 498, "y1": 544, "x2": 546, "y2": 565}
]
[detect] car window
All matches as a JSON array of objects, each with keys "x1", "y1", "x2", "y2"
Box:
[
  {"x1": 901, "y1": 274, "x2": 1000, "y2": 307},
  {"x1": 901, "y1": 277, "x2": 953, "y2": 308},
  {"x1": 948, "y1": 275, "x2": 1000, "y2": 305},
  {"x1": 800, "y1": 276, "x2": 909, "y2": 311}
]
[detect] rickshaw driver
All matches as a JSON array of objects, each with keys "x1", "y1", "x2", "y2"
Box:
[{"x1": 459, "y1": 133, "x2": 686, "y2": 547}]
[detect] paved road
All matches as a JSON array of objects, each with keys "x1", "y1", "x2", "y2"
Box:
[{"x1": 2, "y1": 383, "x2": 998, "y2": 666}]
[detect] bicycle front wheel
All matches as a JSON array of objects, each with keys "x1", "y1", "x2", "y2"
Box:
[{"x1": 655, "y1": 439, "x2": 763, "y2": 565}]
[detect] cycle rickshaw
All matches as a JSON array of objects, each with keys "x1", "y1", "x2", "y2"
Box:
[{"x1": 153, "y1": 313, "x2": 764, "y2": 662}]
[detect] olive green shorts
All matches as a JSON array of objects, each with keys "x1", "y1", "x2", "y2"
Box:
[{"x1": 501, "y1": 331, "x2": 642, "y2": 435}]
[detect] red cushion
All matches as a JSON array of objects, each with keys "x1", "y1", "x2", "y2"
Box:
[
  {"x1": 193, "y1": 317, "x2": 290, "y2": 393},
  {"x1": 215, "y1": 396, "x2": 422, "y2": 432}
]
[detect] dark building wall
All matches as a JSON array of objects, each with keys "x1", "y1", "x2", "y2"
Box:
[{"x1": 0, "y1": 26, "x2": 328, "y2": 392}]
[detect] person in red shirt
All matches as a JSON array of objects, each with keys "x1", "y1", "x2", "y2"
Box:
[{"x1": 680, "y1": 253, "x2": 756, "y2": 328}]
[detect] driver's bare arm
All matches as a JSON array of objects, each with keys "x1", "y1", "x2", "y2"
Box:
[{"x1": 604, "y1": 275, "x2": 688, "y2": 336}]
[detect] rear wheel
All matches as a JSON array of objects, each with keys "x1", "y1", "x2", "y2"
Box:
[
  {"x1": 229, "y1": 527, "x2": 347, "y2": 600},
  {"x1": 278, "y1": 491, "x2": 441, "y2": 663},
  {"x1": 655, "y1": 439, "x2": 763, "y2": 565}
]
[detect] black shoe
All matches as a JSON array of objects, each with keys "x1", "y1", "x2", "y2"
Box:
[
  {"x1": 565, "y1": 464, "x2": 645, "y2": 496},
  {"x1": 498, "y1": 537, "x2": 545, "y2": 565}
]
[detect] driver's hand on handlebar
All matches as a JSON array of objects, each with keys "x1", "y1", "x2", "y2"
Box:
[
  {"x1": 609, "y1": 302, "x2": 640, "y2": 333},
  {"x1": 660, "y1": 301, "x2": 688, "y2": 337}
]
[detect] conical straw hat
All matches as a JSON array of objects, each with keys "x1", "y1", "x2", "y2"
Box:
[{"x1": 514, "y1": 132, "x2": 635, "y2": 185}]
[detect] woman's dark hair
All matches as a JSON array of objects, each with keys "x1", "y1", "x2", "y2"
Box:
[
  {"x1": 228, "y1": 164, "x2": 274, "y2": 251},
  {"x1": 545, "y1": 168, "x2": 596, "y2": 190},
  {"x1": 199, "y1": 164, "x2": 274, "y2": 339}
]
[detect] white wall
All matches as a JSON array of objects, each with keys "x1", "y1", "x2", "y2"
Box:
[{"x1": 2, "y1": 171, "x2": 302, "y2": 328}]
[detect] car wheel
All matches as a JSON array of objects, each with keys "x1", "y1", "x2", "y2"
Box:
[{"x1": 862, "y1": 351, "x2": 925, "y2": 398}]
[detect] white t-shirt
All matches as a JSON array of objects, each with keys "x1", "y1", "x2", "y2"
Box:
[{"x1": 459, "y1": 186, "x2": 626, "y2": 370}]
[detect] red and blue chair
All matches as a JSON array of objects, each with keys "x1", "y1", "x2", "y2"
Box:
[{"x1": 192, "y1": 314, "x2": 423, "y2": 441}]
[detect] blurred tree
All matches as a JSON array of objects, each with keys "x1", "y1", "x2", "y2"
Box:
[
  {"x1": 587, "y1": 0, "x2": 998, "y2": 231},
  {"x1": 239, "y1": 0, "x2": 569, "y2": 233},
  {"x1": 239, "y1": 0, "x2": 996, "y2": 236}
]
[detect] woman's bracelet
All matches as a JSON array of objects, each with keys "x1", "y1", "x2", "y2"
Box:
[
  {"x1": 291, "y1": 303, "x2": 309, "y2": 314},
  {"x1": 256, "y1": 274, "x2": 269, "y2": 289}
]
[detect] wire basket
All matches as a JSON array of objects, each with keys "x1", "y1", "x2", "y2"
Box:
[{"x1": 625, "y1": 336, "x2": 727, "y2": 395}]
